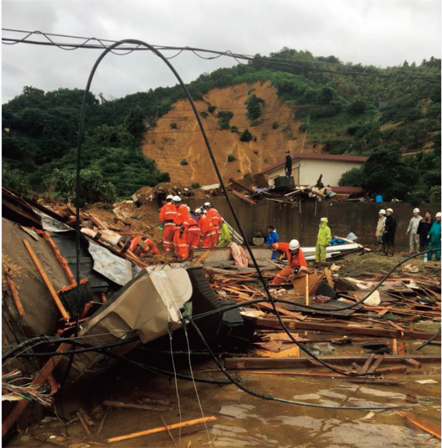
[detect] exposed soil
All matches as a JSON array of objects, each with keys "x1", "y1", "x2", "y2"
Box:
[{"x1": 142, "y1": 81, "x2": 323, "y2": 185}]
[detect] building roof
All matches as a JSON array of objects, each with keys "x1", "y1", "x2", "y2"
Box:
[{"x1": 262, "y1": 153, "x2": 368, "y2": 174}]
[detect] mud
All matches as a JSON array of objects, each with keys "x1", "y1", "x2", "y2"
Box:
[
  {"x1": 9, "y1": 337, "x2": 441, "y2": 448},
  {"x1": 141, "y1": 81, "x2": 323, "y2": 185}
]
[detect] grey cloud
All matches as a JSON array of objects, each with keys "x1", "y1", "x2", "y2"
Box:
[{"x1": 2, "y1": 0, "x2": 440, "y2": 103}]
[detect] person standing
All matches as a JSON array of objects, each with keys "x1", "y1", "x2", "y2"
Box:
[
  {"x1": 376, "y1": 209, "x2": 386, "y2": 251},
  {"x1": 266, "y1": 226, "x2": 279, "y2": 259},
  {"x1": 427, "y1": 212, "x2": 441, "y2": 261},
  {"x1": 217, "y1": 220, "x2": 231, "y2": 247},
  {"x1": 172, "y1": 196, "x2": 190, "y2": 259},
  {"x1": 383, "y1": 208, "x2": 397, "y2": 257},
  {"x1": 185, "y1": 212, "x2": 201, "y2": 256},
  {"x1": 199, "y1": 210, "x2": 215, "y2": 248},
  {"x1": 204, "y1": 202, "x2": 222, "y2": 246},
  {"x1": 159, "y1": 194, "x2": 177, "y2": 252},
  {"x1": 271, "y1": 240, "x2": 308, "y2": 284},
  {"x1": 285, "y1": 150, "x2": 292, "y2": 178},
  {"x1": 417, "y1": 211, "x2": 433, "y2": 252},
  {"x1": 315, "y1": 217, "x2": 331, "y2": 263},
  {"x1": 406, "y1": 208, "x2": 422, "y2": 254}
]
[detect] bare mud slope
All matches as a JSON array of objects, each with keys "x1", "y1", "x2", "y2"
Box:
[{"x1": 141, "y1": 81, "x2": 323, "y2": 185}]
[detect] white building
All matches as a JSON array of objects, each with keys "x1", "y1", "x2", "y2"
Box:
[{"x1": 262, "y1": 154, "x2": 368, "y2": 187}]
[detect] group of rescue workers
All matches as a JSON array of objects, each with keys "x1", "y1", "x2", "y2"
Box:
[{"x1": 159, "y1": 195, "x2": 231, "y2": 260}]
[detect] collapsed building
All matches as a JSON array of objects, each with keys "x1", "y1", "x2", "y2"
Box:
[{"x1": 2, "y1": 184, "x2": 441, "y2": 446}]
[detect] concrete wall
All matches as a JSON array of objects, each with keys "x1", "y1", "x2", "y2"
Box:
[
  {"x1": 267, "y1": 159, "x2": 364, "y2": 186},
  {"x1": 188, "y1": 197, "x2": 441, "y2": 252}
]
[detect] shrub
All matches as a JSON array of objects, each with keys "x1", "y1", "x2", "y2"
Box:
[
  {"x1": 200, "y1": 111, "x2": 209, "y2": 119},
  {"x1": 180, "y1": 159, "x2": 188, "y2": 166},
  {"x1": 239, "y1": 129, "x2": 253, "y2": 142},
  {"x1": 230, "y1": 125, "x2": 239, "y2": 133},
  {"x1": 347, "y1": 100, "x2": 366, "y2": 115},
  {"x1": 2, "y1": 162, "x2": 31, "y2": 194},
  {"x1": 170, "y1": 122, "x2": 178, "y2": 129},
  {"x1": 227, "y1": 154, "x2": 236, "y2": 162},
  {"x1": 208, "y1": 105, "x2": 217, "y2": 113},
  {"x1": 245, "y1": 94, "x2": 265, "y2": 120},
  {"x1": 191, "y1": 183, "x2": 200, "y2": 189},
  {"x1": 299, "y1": 123, "x2": 308, "y2": 132},
  {"x1": 272, "y1": 121, "x2": 279, "y2": 129},
  {"x1": 217, "y1": 111, "x2": 234, "y2": 130},
  {"x1": 430, "y1": 186, "x2": 441, "y2": 203},
  {"x1": 47, "y1": 168, "x2": 117, "y2": 206}
]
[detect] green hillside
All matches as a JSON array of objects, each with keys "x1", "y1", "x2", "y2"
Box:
[{"x1": 2, "y1": 49, "x2": 440, "y2": 202}]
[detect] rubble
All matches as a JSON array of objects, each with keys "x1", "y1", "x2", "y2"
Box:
[{"x1": 2, "y1": 184, "x2": 441, "y2": 446}]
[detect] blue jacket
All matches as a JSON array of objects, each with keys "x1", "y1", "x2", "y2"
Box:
[
  {"x1": 266, "y1": 230, "x2": 279, "y2": 246},
  {"x1": 428, "y1": 221, "x2": 441, "y2": 245}
]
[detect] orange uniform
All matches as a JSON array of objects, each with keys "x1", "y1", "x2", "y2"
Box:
[
  {"x1": 185, "y1": 216, "x2": 201, "y2": 252},
  {"x1": 271, "y1": 242, "x2": 307, "y2": 285},
  {"x1": 199, "y1": 214, "x2": 215, "y2": 248},
  {"x1": 159, "y1": 203, "x2": 177, "y2": 252},
  {"x1": 129, "y1": 236, "x2": 159, "y2": 256},
  {"x1": 173, "y1": 204, "x2": 191, "y2": 259},
  {"x1": 206, "y1": 208, "x2": 222, "y2": 246}
]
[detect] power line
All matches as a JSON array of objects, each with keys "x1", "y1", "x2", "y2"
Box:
[{"x1": 2, "y1": 29, "x2": 440, "y2": 81}]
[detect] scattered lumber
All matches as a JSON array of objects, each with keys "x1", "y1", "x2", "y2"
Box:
[
  {"x1": 224, "y1": 354, "x2": 441, "y2": 370},
  {"x1": 103, "y1": 400, "x2": 171, "y2": 411},
  {"x1": 232, "y1": 190, "x2": 256, "y2": 205}
]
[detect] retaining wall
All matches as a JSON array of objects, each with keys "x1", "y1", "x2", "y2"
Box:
[{"x1": 187, "y1": 198, "x2": 441, "y2": 252}]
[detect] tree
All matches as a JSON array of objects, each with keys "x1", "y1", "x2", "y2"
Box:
[
  {"x1": 239, "y1": 129, "x2": 253, "y2": 142},
  {"x1": 338, "y1": 167, "x2": 364, "y2": 187},
  {"x1": 124, "y1": 106, "x2": 146, "y2": 139}
]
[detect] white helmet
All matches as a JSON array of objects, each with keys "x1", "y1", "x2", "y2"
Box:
[
  {"x1": 413, "y1": 208, "x2": 420, "y2": 213},
  {"x1": 203, "y1": 202, "x2": 211, "y2": 208},
  {"x1": 166, "y1": 194, "x2": 174, "y2": 201},
  {"x1": 289, "y1": 239, "x2": 300, "y2": 251},
  {"x1": 187, "y1": 206, "x2": 191, "y2": 211},
  {"x1": 173, "y1": 196, "x2": 181, "y2": 202},
  {"x1": 379, "y1": 209, "x2": 386, "y2": 215},
  {"x1": 194, "y1": 208, "x2": 201, "y2": 214},
  {"x1": 387, "y1": 208, "x2": 393, "y2": 213},
  {"x1": 436, "y1": 212, "x2": 441, "y2": 218}
]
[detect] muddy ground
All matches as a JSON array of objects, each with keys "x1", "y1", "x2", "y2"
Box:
[{"x1": 9, "y1": 331, "x2": 440, "y2": 448}]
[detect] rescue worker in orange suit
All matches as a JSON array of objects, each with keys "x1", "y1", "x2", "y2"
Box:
[
  {"x1": 129, "y1": 236, "x2": 159, "y2": 257},
  {"x1": 199, "y1": 210, "x2": 215, "y2": 248},
  {"x1": 159, "y1": 194, "x2": 177, "y2": 252},
  {"x1": 186, "y1": 209, "x2": 202, "y2": 255},
  {"x1": 204, "y1": 202, "x2": 222, "y2": 246},
  {"x1": 172, "y1": 196, "x2": 190, "y2": 259},
  {"x1": 271, "y1": 239, "x2": 308, "y2": 285}
]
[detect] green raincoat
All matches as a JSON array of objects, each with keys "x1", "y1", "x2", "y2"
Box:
[
  {"x1": 217, "y1": 223, "x2": 231, "y2": 247},
  {"x1": 315, "y1": 218, "x2": 331, "y2": 263}
]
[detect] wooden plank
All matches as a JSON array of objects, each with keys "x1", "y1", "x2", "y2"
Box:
[
  {"x1": 22, "y1": 239, "x2": 70, "y2": 321},
  {"x1": 229, "y1": 178, "x2": 255, "y2": 194},
  {"x1": 224, "y1": 354, "x2": 441, "y2": 370},
  {"x1": 232, "y1": 190, "x2": 256, "y2": 205},
  {"x1": 398, "y1": 413, "x2": 441, "y2": 440},
  {"x1": 254, "y1": 317, "x2": 441, "y2": 341},
  {"x1": 5, "y1": 275, "x2": 24, "y2": 316},
  {"x1": 405, "y1": 359, "x2": 422, "y2": 369},
  {"x1": 106, "y1": 416, "x2": 217, "y2": 443},
  {"x1": 367, "y1": 354, "x2": 386, "y2": 374},
  {"x1": 42, "y1": 231, "x2": 76, "y2": 284},
  {"x1": 359, "y1": 353, "x2": 376, "y2": 374}
]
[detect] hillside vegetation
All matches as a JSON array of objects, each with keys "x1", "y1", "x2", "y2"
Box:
[{"x1": 2, "y1": 48, "x2": 440, "y2": 202}]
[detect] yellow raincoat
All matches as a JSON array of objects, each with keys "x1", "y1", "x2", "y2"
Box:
[
  {"x1": 217, "y1": 222, "x2": 231, "y2": 247},
  {"x1": 315, "y1": 217, "x2": 331, "y2": 263}
]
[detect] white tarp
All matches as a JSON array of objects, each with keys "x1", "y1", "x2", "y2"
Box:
[
  {"x1": 32, "y1": 208, "x2": 73, "y2": 232},
  {"x1": 87, "y1": 240, "x2": 133, "y2": 286}
]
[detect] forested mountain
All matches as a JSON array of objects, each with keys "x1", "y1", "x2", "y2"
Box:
[{"x1": 2, "y1": 48, "x2": 440, "y2": 202}]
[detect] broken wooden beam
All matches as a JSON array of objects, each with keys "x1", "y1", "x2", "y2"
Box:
[
  {"x1": 398, "y1": 412, "x2": 441, "y2": 440},
  {"x1": 224, "y1": 354, "x2": 441, "y2": 370},
  {"x1": 255, "y1": 317, "x2": 441, "y2": 341},
  {"x1": 22, "y1": 239, "x2": 70, "y2": 321},
  {"x1": 5, "y1": 274, "x2": 24, "y2": 316},
  {"x1": 232, "y1": 190, "x2": 256, "y2": 205},
  {"x1": 229, "y1": 178, "x2": 255, "y2": 194}
]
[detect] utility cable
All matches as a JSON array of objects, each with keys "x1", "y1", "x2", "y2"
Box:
[{"x1": 416, "y1": 328, "x2": 441, "y2": 351}]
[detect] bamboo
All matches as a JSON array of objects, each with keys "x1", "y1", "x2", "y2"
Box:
[
  {"x1": 22, "y1": 239, "x2": 70, "y2": 321},
  {"x1": 107, "y1": 416, "x2": 217, "y2": 443},
  {"x1": 160, "y1": 416, "x2": 178, "y2": 448}
]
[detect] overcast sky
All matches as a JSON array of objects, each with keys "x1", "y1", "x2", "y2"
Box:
[{"x1": 2, "y1": 0, "x2": 441, "y2": 103}]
